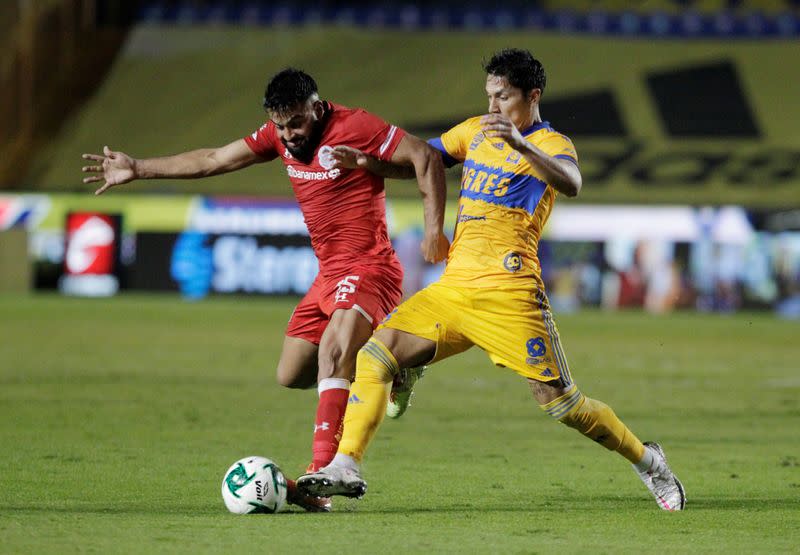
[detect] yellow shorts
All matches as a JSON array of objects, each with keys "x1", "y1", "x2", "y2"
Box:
[{"x1": 377, "y1": 281, "x2": 574, "y2": 384}]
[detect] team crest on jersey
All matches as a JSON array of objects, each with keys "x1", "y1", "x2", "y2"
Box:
[
  {"x1": 503, "y1": 252, "x2": 523, "y2": 273},
  {"x1": 492, "y1": 142, "x2": 505, "y2": 150},
  {"x1": 506, "y1": 151, "x2": 521, "y2": 164},
  {"x1": 318, "y1": 145, "x2": 336, "y2": 170}
]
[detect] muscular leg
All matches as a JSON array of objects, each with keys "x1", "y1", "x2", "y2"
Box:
[
  {"x1": 276, "y1": 336, "x2": 319, "y2": 389},
  {"x1": 307, "y1": 308, "x2": 375, "y2": 471},
  {"x1": 335, "y1": 328, "x2": 435, "y2": 463},
  {"x1": 529, "y1": 377, "x2": 645, "y2": 464},
  {"x1": 276, "y1": 304, "x2": 376, "y2": 388},
  {"x1": 532, "y1": 377, "x2": 685, "y2": 510},
  {"x1": 317, "y1": 308, "x2": 375, "y2": 381},
  {"x1": 372, "y1": 328, "x2": 437, "y2": 370}
]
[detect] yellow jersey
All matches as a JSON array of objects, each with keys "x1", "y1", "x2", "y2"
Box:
[{"x1": 429, "y1": 117, "x2": 578, "y2": 288}]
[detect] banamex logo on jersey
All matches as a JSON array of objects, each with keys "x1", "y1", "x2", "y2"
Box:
[
  {"x1": 286, "y1": 165, "x2": 340, "y2": 181},
  {"x1": 285, "y1": 145, "x2": 341, "y2": 181}
]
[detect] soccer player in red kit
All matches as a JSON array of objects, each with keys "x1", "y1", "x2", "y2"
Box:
[{"x1": 82, "y1": 68, "x2": 449, "y2": 512}]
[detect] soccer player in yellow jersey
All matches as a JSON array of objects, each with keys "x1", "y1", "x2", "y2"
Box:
[{"x1": 298, "y1": 49, "x2": 686, "y2": 511}]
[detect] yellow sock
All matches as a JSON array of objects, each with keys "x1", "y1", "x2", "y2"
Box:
[
  {"x1": 337, "y1": 338, "x2": 398, "y2": 462},
  {"x1": 540, "y1": 386, "x2": 645, "y2": 464}
]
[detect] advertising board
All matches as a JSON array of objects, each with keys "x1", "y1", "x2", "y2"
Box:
[
  {"x1": 131, "y1": 232, "x2": 317, "y2": 298},
  {"x1": 59, "y1": 212, "x2": 122, "y2": 297}
]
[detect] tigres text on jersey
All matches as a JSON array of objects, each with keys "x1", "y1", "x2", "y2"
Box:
[{"x1": 429, "y1": 118, "x2": 578, "y2": 289}]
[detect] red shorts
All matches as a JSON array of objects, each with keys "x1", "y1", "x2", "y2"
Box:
[{"x1": 286, "y1": 265, "x2": 403, "y2": 345}]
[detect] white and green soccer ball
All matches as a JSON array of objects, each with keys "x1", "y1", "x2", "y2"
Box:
[{"x1": 221, "y1": 456, "x2": 288, "y2": 514}]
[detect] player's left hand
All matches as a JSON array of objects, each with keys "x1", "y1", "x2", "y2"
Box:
[
  {"x1": 331, "y1": 145, "x2": 369, "y2": 169},
  {"x1": 421, "y1": 231, "x2": 450, "y2": 264},
  {"x1": 480, "y1": 114, "x2": 526, "y2": 152}
]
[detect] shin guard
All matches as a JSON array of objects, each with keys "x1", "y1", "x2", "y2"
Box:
[
  {"x1": 336, "y1": 338, "x2": 397, "y2": 462},
  {"x1": 540, "y1": 386, "x2": 645, "y2": 464}
]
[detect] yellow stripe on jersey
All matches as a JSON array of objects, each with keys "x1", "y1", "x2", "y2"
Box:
[{"x1": 431, "y1": 117, "x2": 577, "y2": 288}]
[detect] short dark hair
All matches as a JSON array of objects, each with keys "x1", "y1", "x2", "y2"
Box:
[
  {"x1": 263, "y1": 68, "x2": 318, "y2": 113},
  {"x1": 483, "y1": 49, "x2": 546, "y2": 96}
]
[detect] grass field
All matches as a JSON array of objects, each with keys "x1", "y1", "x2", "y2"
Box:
[{"x1": 1, "y1": 293, "x2": 798, "y2": 553}]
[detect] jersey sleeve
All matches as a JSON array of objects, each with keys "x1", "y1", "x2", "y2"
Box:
[
  {"x1": 352, "y1": 110, "x2": 407, "y2": 162},
  {"x1": 427, "y1": 137, "x2": 460, "y2": 168},
  {"x1": 243, "y1": 122, "x2": 280, "y2": 161},
  {"x1": 538, "y1": 132, "x2": 579, "y2": 166},
  {"x1": 430, "y1": 119, "x2": 473, "y2": 167}
]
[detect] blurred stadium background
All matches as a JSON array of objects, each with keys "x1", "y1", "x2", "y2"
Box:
[
  {"x1": 2, "y1": 0, "x2": 799, "y2": 316},
  {"x1": 2, "y1": 1, "x2": 800, "y2": 550}
]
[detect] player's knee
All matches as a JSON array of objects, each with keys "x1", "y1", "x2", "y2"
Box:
[
  {"x1": 355, "y1": 338, "x2": 398, "y2": 383},
  {"x1": 275, "y1": 364, "x2": 315, "y2": 389},
  {"x1": 317, "y1": 342, "x2": 357, "y2": 382},
  {"x1": 275, "y1": 373, "x2": 299, "y2": 389}
]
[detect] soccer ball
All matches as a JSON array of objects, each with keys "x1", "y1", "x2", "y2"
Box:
[{"x1": 221, "y1": 456, "x2": 288, "y2": 514}]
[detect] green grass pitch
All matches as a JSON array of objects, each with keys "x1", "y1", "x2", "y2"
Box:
[{"x1": 1, "y1": 293, "x2": 798, "y2": 553}]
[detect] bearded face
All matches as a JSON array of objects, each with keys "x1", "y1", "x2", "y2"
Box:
[{"x1": 271, "y1": 100, "x2": 327, "y2": 163}]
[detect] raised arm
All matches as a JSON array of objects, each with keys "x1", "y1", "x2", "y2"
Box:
[
  {"x1": 480, "y1": 114, "x2": 582, "y2": 197},
  {"x1": 330, "y1": 138, "x2": 448, "y2": 263},
  {"x1": 81, "y1": 139, "x2": 261, "y2": 195}
]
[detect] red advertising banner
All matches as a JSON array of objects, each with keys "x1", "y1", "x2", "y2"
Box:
[{"x1": 60, "y1": 212, "x2": 121, "y2": 296}]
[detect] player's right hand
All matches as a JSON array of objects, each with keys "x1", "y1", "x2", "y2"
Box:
[
  {"x1": 81, "y1": 145, "x2": 136, "y2": 195},
  {"x1": 331, "y1": 145, "x2": 370, "y2": 170},
  {"x1": 421, "y1": 231, "x2": 450, "y2": 264},
  {"x1": 480, "y1": 114, "x2": 526, "y2": 152}
]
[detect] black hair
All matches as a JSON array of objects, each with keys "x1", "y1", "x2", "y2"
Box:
[
  {"x1": 262, "y1": 68, "x2": 318, "y2": 113},
  {"x1": 483, "y1": 49, "x2": 546, "y2": 96}
]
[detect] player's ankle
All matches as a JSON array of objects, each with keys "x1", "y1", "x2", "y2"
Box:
[
  {"x1": 634, "y1": 443, "x2": 663, "y2": 473},
  {"x1": 329, "y1": 453, "x2": 360, "y2": 472}
]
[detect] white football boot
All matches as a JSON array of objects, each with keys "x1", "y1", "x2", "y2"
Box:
[
  {"x1": 296, "y1": 465, "x2": 367, "y2": 499},
  {"x1": 386, "y1": 366, "x2": 426, "y2": 419},
  {"x1": 634, "y1": 442, "x2": 686, "y2": 511}
]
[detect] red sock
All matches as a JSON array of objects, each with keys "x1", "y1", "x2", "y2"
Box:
[{"x1": 310, "y1": 379, "x2": 350, "y2": 472}]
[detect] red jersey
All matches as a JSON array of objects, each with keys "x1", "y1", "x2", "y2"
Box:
[{"x1": 244, "y1": 102, "x2": 405, "y2": 277}]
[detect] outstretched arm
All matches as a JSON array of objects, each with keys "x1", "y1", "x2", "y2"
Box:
[
  {"x1": 480, "y1": 114, "x2": 582, "y2": 197},
  {"x1": 81, "y1": 139, "x2": 261, "y2": 195}
]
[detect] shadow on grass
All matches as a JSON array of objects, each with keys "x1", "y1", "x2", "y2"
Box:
[{"x1": 2, "y1": 496, "x2": 795, "y2": 516}]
